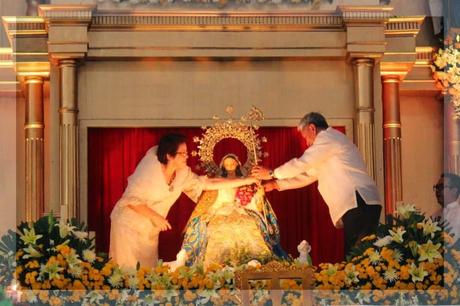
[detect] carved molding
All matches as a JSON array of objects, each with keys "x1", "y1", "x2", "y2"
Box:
[
  {"x1": 385, "y1": 16, "x2": 425, "y2": 36},
  {"x1": 340, "y1": 5, "x2": 392, "y2": 23},
  {"x1": 2, "y1": 17, "x2": 47, "y2": 39},
  {"x1": 415, "y1": 46, "x2": 435, "y2": 66},
  {"x1": 91, "y1": 11, "x2": 344, "y2": 31},
  {"x1": 38, "y1": 5, "x2": 95, "y2": 23}
]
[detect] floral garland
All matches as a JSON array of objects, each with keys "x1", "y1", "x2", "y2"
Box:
[
  {"x1": 432, "y1": 34, "x2": 460, "y2": 118},
  {"x1": 1, "y1": 206, "x2": 459, "y2": 305}
]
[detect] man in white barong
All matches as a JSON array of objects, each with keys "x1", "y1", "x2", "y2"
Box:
[{"x1": 252, "y1": 112, "x2": 382, "y2": 256}]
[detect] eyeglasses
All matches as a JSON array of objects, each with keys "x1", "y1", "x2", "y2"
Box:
[
  {"x1": 176, "y1": 151, "x2": 188, "y2": 157},
  {"x1": 433, "y1": 184, "x2": 452, "y2": 192}
]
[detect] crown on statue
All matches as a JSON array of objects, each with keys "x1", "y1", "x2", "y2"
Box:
[{"x1": 191, "y1": 105, "x2": 268, "y2": 177}]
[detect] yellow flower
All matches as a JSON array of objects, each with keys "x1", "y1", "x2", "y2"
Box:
[
  {"x1": 20, "y1": 227, "x2": 43, "y2": 245},
  {"x1": 83, "y1": 249, "x2": 96, "y2": 263},
  {"x1": 417, "y1": 218, "x2": 441, "y2": 238},
  {"x1": 389, "y1": 227, "x2": 406, "y2": 243},
  {"x1": 418, "y1": 240, "x2": 442, "y2": 262},
  {"x1": 408, "y1": 263, "x2": 428, "y2": 282}
]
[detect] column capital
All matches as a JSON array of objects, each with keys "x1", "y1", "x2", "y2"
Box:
[
  {"x1": 38, "y1": 5, "x2": 95, "y2": 61},
  {"x1": 339, "y1": 6, "x2": 392, "y2": 61},
  {"x1": 380, "y1": 16, "x2": 425, "y2": 81},
  {"x1": 1, "y1": 16, "x2": 50, "y2": 79},
  {"x1": 381, "y1": 74, "x2": 401, "y2": 83}
]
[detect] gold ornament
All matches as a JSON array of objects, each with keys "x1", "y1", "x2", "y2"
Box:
[{"x1": 192, "y1": 105, "x2": 268, "y2": 176}]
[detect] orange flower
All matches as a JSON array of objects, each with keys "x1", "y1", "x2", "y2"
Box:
[
  {"x1": 56, "y1": 244, "x2": 71, "y2": 256},
  {"x1": 400, "y1": 265, "x2": 410, "y2": 280},
  {"x1": 72, "y1": 280, "x2": 85, "y2": 290}
]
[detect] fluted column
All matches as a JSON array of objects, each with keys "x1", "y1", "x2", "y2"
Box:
[
  {"x1": 382, "y1": 75, "x2": 403, "y2": 216},
  {"x1": 59, "y1": 59, "x2": 79, "y2": 221},
  {"x1": 24, "y1": 76, "x2": 45, "y2": 221},
  {"x1": 353, "y1": 58, "x2": 376, "y2": 179}
]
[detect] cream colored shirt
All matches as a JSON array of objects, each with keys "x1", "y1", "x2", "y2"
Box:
[
  {"x1": 274, "y1": 127, "x2": 381, "y2": 228},
  {"x1": 111, "y1": 146, "x2": 205, "y2": 222},
  {"x1": 444, "y1": 200, "x2": 460, "y2": 243}
]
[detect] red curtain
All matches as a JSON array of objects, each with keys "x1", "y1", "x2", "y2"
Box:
[{"x1": 87, "y1": 127, "x2": 345, "y2": 264}]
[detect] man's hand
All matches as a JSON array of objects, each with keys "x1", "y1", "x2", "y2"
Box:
[
  {"x1": 263, "y1": 180, "x2": 279, "y2": 192},
  {"x1": 251, "y1": 166, "x2": 273, "y2": 180},
  {"x1": 151, "y1": 215, "x2": 172, "y2": 231}
]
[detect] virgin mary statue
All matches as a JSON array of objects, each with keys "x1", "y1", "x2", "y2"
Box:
[{"x1": 167, "y1": 108, "x2": 288, "y2": 270}]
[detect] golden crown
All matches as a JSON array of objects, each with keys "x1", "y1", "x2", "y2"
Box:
[{"x1": 192, "y1": 105, "x2": 268, "y2": 176}]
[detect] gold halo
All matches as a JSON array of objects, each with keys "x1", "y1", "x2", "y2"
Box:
[{"x1": 192, "y1": 106, "x2": 267, "y2": 176}]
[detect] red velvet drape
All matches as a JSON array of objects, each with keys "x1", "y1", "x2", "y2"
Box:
[{"x1": 88, "y1": 127, "x2": 345, "y2": 264}]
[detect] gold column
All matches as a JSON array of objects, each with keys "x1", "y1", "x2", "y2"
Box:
[
  {"x1": 24, "y1": 76, "x2": 45, "y2": 221},
  {"x1": 59, "y1": 59, "x2": 79, "y2": 221},
  {"x1": 382, "y1": 75, "x2": 403, "y2": 216},
  {"x1": 353, "y1": 58, "x2": 376, "y2": 179}
]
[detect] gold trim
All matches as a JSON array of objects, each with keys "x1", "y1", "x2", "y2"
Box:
[
  {"x1": 383, "y1": 123, "x2": 401, "y2": 128},
  {"x1": 24, "y1": 76, "x2": 44, "y2": 84},
  {"x1": 25, "y1": 123, "x2": 45, "y2": 129},
  {"x1": 385, "y1": 16, "x2": 425, "y2": 36},
  {"x1": 91, "y1": 11, "x2": 344, "y2": 31}
]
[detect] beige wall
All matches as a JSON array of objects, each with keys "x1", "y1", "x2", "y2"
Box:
[
  {"x1": 0, "y1": 0, "x2": 27, "y2": 47},
  {"x1": 400, "y1": 93, "x2": 443, "y2": 216},
  {"x1": 0, "y1": 95, "x2": 19, "y2": 235},
  {"x1": 79, "y1": 60, "x2": 355, "y2": 121}
]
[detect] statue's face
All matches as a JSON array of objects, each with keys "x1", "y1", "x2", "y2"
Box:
[{"x1": 222, "y1": 157, "x2": 239, "y2": 172}]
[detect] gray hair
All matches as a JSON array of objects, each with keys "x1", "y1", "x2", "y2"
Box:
[{"x1": 298, "y1": 112, "x2": 329, "y2": 131}]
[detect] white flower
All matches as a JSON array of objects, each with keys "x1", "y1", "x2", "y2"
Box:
[
  {"x1": 344, "y1": 265, "x2": 359, "y2": 285},
  {"x1": 40, "y1": 262, "x2": 63, "y2": 280},
  {"x1": 374, "y1": 235, "x2": 392, "y2": 247},
  {"x1": 127, "y1": 276, "x2": 139, "y2": 289},
  {"x1": 56, "y1": 223, "x2": 76, "y2": 238},
  {"x1": 73, "y1": 230, "x2": 89, "y2": 241},
  {"x1": 418, "y1": 240, "x2": 442, "y2": 262},
  {"x1": 408, "y1": 263, "x2": 428, "y2": 282},
  {"x1": 23, "y1": 245, "x2": 42, "y2": 259},
  {"x1": 389, "y1": 227, "x2": 406, "y2": 243},
  {"x1": 396, "y1": 204, "x2": 417, "y2": 219},
  {"x1": 108, "y1": 271, "x2": 123, "y2": 288},
  {"x1": 68, "y1": 264, "x2": 83, "y2": 278},
  {"x1": 384, "y1": 268, "x2": 399, "y2": 282},
  {"x1": 83, "y1": 249, "x2": 96, "y2": 263},
  {"x1": 19, "y1": 227, "x2": 42, "y2": 245},
  {"x1": 417, "y1": 218, "x2": 441, "y2": 238},
  {"x1": 392, "y1": 249, "x2": 403, "y2": 263},
  {"x1": 65, "y1": 249, "x2": 80, "y2": 266},
  {"x1": 369, "y1": 251, "x2": 381, "y2": 265}
]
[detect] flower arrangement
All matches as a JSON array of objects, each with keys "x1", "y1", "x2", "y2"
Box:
[
  {"x1": 432, "y1": 34, "x2": 460, "y2": 118},
  {"x1": 1, "y1": 206, "x2": 459, "y2": 305},
  {"x1": 313, "y1": 204, "x2": 460, "y2": 305}
]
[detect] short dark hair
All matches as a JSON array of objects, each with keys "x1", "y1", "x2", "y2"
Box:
[
  {"x1": 157, "y1": 133, "x2": 187, "y2": 165},
  {"x1": 298, "y1": 112, "x2": 329, "y2": 131},
  {"x1": 443, "y1": 172, "x2": 460, "y2": 197}
]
